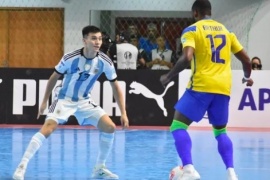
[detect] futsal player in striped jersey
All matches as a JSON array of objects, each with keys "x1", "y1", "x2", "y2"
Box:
[
  {"x1": 13, "y1": 25, "x2": 128, "y2": 180},
  {"x1": 160, "y1": 0, "x2": 253, "y2": 180}
]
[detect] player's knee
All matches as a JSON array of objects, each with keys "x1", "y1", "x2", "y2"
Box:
[
  {"x1": 212, "y1": 126, "x2": 227, "y2": 137},
  {"x1": 105, "y1": 123, "x2": 116, "y2": 133},
  {"x1": 40, "y1": 120, "x2": 58, "y2": 137},
  {"x1": 170, "y1": 120, "x2": 188, "y2": 132}
]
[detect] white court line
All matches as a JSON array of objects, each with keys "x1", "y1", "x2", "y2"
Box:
[
  {"x1": 239, "y1": 167, "x2": 270, "y2": 171},
  {"x1": 116, "y1": 129, "x2": 139, "y2": 133}
]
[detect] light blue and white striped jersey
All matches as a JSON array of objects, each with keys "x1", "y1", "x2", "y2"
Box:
[{"x1": 55, "y1": 48, "x2": 117, "y2": 102}]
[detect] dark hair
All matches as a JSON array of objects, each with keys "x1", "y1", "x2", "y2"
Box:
[
  {"x1": 119, "y1": 31, "x2": 130, "y2": 42},
  {"x1": 251, "y1": 56, "x2": 262, "y2": 64},
  {"x1": 192, "y1": 0, "x2": 212, "y2": 16},
  {"x1": 130, "y1": 34, "x2": 139, "y2": 40},
  {"x1": 100, "y1": 31, "x2": 112, "y2": 53},
  {"x1": 82, "y1": 25, "x2": 101, "y2": 38},
  {"x1": 102, "y1": 31, "x2": 111, "y2": 43},
  {"x1": 251, "y1": 56, "x2": 262, "y2": 70}
]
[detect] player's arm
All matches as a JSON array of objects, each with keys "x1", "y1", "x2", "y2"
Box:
[
  {"x1": 110, "y1": 80, "x2": 129, "y2": 128},
  {"x1": 42, "y1": 71, "x2": 62, "y2": 103},
  {"x1": 160, "y1": 46, "x2": 194, "y2": 86},
  {"x1": 234, "y1": 50, "x2": 253, "y2": 86},
  {"x1": 37, "y1": 71, "x2": 62, "y2": 118},
  {"x1": 231, "y1": 32, "x2": 253, "y2": 86},
  {"x1": 234, "y1": 50, "x2": 251, "y2": 78}
]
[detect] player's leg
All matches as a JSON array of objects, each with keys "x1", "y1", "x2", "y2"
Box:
[
  {"x1": 171, "y1": 111, "x2": 202, "y2": 179},
  {"x1": 77, "y1": 100, "x2": 118, "y2": 179},
  {"x1": 208, "y1": 94, "x2": 238, "y2": 180},
  {"x1": 93, "y1": 115, "x2": 118, "y2": 179},
  {"x1": 13, "y1": 99, "x2": 74, "y2": 180},
  {"x1": 171, "y1": 111, "x2": 193, "y2": 167},
  {"x1": 13, "y1": 120, "x2": 58, "y2": 180},
  {"x1": 96, "y1": 114, "x2": 116, "y2": 167},
  {"x1": 172, "y1": 90, "x2": 212, "y2": 179}
]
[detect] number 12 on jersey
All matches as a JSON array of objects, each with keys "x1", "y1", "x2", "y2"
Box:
[{"x1": 206, "y1": 34, "x2": 226, "y2": 64}]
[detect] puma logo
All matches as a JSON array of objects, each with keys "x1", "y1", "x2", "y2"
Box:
[{"x1": 129, "y1": 81, "x2": 175, "y2": 116}]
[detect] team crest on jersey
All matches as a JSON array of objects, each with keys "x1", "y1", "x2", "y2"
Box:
[{"x1": 84, "y1": 64, "x2": 91, "y2": 71}]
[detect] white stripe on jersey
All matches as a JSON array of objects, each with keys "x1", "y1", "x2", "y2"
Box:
[{"x1": 54, "y1": 48, "x2": 117, "y2": 102}]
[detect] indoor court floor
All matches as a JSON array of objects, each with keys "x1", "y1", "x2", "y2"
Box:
[{"x1": 0, "y1": 125, "x2": 270, "y2": 180}]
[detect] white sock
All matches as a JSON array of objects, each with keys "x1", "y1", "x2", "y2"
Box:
[
  {"x1": 227, "y1": 167, "x2": 237, "y2": 176},
  {"x1": 95, "y1": 132, "x2": 114, "y2": 167},
  {"x1": 20, "y1": 132, "x2": 46, "y2": 166}
]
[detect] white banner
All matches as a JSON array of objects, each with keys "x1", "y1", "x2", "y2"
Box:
[{"x1": 178, "y1": 70, "x2": 270, "y2": 128}]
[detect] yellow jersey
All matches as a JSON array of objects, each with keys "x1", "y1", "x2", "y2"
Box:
[{"x1": 181, "y1": 19, "x2": 243, "y2": 96}]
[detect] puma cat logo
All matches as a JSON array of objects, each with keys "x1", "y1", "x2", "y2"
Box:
[{"x1": 129, "y1": 81, "x2": 175, "y2": 116}]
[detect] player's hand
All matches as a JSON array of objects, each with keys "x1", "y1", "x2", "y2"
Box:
[
  {"x1": 160, "y1": 60, "x2": 167, "y2": 66},
  {"x1": 153, "y1": 59, "x2": 160, "y2": 64},
  {"x1": 242, "y1": 77, "x2": 254, "y2": 86},
  {"x1": 37, "y1": 102, "x2": 47, "y2": 119},
  {"x1": 120, "y1": 114, "x2": 129, "y2": 130},
  {"x1": 160, "y1": 74, "x2": 171, "y2": 87}
]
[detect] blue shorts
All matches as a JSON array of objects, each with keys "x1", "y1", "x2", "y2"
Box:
[{"x1": 174, "y1": 89, "x2": 230, "y2": 126}]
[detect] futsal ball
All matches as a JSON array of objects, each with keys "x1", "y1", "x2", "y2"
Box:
[{"x1": 169, "y1": 166, "x2": 184, "y2": 180}]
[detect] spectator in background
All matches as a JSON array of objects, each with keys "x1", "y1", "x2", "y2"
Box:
[
  {"x1": 175, "y1": 37, "x2": 183, "y2": 59},
  {"x1": 139, "y1": 22, "x2": 170, "y2": 62},
  {"x1": 147, "y1": 36, "x2": 175, "y2": 70},
  {"x1": 251, "y1": 56, "x2": 262, "y2": 70},
  {"x1": 114, "y1": 33, "x2": 121, "y2": 44},
  {"x1": 100, "y1": 31, "x2": 112, "y2": 54},
  {"x1": 130, "y1": 34, "x2": 147, "y2": 69},
  {"x1": 108, "y1": 31, "x2": 139, "y2": 69},
  {"x1": 128, "y1": 24, "x2": 140, "y2": 38},
  {"x1": 139, "y1": 23, "x2": 158, "y2": 61}
]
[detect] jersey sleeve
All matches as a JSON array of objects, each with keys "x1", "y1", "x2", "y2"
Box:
[
  {"x1": 54, "y1": 57, "x2": 69, "y2": 74},
  {"x1": 103, "y1": 58, "x2": 117, "y2": 81},
  {"x1": 230, "y1": 32, "x2": 243, "y2": 54},
  {"x1": 181, "y1": 26, "x2": 196, "y2": 49}
]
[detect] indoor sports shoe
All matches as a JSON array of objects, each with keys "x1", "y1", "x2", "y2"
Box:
[
  {"x1": 13, "y1": 163, "x2": 27, "y2": 180},
  {"x1": 91, "y1": 165, "x2": 119, "y2": 179},
  {"x1": 179, "y1": 169, "x2": 200, "y2": 180}
]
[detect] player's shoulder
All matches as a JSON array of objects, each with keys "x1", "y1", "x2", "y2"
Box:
[
  {"x1": 182, "y1": 23, "x2": 197, "y2": 36},
  {"x1": 62, "y1": 48, "x2": 82, "y2": 61},
  {"x1": 98, "y1": 51, "x2": 114, "y2": 66}
]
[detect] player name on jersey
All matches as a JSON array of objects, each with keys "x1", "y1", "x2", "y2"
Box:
[{"x1": 203, "y1": 25, "x2": 223, "y2": 31}]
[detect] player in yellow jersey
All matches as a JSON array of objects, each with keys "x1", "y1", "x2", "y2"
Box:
[{"x1": 160, "y1": 0, "x2": 253, "y2": 180}]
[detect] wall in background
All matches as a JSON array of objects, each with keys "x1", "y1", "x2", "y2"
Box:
[{"x1": 1, "y1": 0, "x2": 269, "y2": 69}]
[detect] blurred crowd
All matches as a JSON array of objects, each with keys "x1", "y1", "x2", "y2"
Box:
[{"x1": 100, "y1": 23, "x2": 178, "y2": 70}]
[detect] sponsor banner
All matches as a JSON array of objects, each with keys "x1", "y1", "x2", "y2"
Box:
[
  {"x1": 0, "y1": 68, "x2": 178, "y2": 125},
  {"x1": 178, "y1": 70, "x2": 270, "y2": 128}
]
